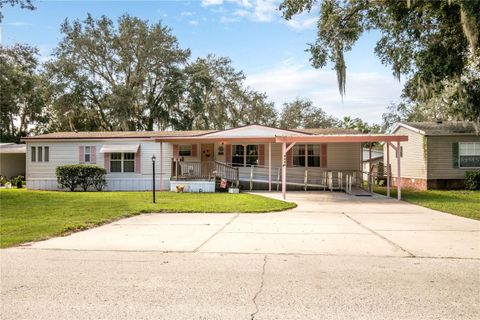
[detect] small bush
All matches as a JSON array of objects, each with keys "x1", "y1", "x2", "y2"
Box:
[
  {"x1": 0, "y1": 175, "x2": 8, "y2": 186},
  {"x1": 10, "y1": 175, "x2": 25, "y2": 188},
  {"x1": 56, "y1": 165, "x2": 107, "y2": 191},
  {"x1": 465, "y1": 171, "x2": 480, "y2": 191}
]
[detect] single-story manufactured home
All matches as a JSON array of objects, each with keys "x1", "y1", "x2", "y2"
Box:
[
  {"x1": 0, "y1": 143, "x2": 26, "y2": 178},
  {"x1": 385, "y1": 121, "x2": 479, "y2": 190},
  {"x1": 22, "y1": 125, "x2": 408, "y2": 199}
]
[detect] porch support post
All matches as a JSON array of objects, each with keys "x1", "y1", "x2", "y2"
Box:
[
  {"x1": 369, "y1": 143, "x2": 372, "y2": 192},
  {"x1": 397, "y1": 141, "x2": 401, "y2": 201},
  {"x1": 282, "y1": 142, "x2": 286, "y2": 199},
  {"x1": 159, "y1": 142, "x2": 163, "y2": 191},
  {"x1": 386, "y1": 142, "x2": 390, "y2": 198},
  {"x1": 268, "y1": 142, "x2": 272, "y2": 192}
]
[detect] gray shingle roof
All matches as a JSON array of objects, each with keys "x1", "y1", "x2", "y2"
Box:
[
  {"x1": 22, "y1": 126, "x2": 362, "y2": 140},
  {"x1": 401, "y1": 121, "x2": 478, "y2": 136}
]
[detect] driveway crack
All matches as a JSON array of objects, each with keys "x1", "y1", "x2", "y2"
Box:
[
  {"x1": 342, "y1": 212, "x2": 415, "y2": 257},
  {"x1": 251, "y1": 255, "x2": 267, "y2": 320},
  {"x1": 193, "y1": 214, "x2": 239, "y2": 252}
]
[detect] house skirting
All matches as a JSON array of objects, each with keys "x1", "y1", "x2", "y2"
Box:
[
  {"x1": 392, "y1": 177, "x2": 466, "y2": 190},
  {"x1": 26, "y1": 178, "x2": 170, "y2": 191}
]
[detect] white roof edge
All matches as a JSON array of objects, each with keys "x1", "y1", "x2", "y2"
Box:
[
  {"x1": 99, "y1": 144, "x2": 140, "y2": 153},
  {"x1": 391, "y1": 122, "x2": 426, "y2": 135}
]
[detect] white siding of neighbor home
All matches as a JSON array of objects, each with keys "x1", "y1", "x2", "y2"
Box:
[
  {"x1": 385, "y1": 126, "x2": 427, "y2": 179},
  {"x1": 26, "y1": 140, "x2": 173, "y2": 191},
  {"x1": 427, "y1": 135, "x2": 480, "y2": 179}
]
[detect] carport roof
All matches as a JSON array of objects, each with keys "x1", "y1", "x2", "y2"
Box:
[{"x1": 0, "y1": 143, "x2": 26, "y2": 154}]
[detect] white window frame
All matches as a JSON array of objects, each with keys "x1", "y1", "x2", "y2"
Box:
[
  {"x1": 31, "y1": 146, "x2": 49, "y2": 163},
  {"x1": 231, "y1": 144, "x2": 259, "y2": 167},
  {"x1": 293, "y1": 144, "x2": 321, "y2": 168},
  {"x1": 459, "y1": 142, "x2": 480, "y2": 168},
  {"x1": 179, "y1": 144, "x2": 192, "y2": 157},
  {"x1": 110, "y1": 152, "x2": 135, "y2": 173}
]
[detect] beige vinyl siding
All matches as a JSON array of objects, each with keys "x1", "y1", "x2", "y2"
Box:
[
  {"x1": 427, "y1": 135, "x2": 480, "y2": 179},
  {"x1": 386, "y1": 127, "x2": 427, "y2": 179},
  {"x1": 222, "y1": 142, "x2": 360, "y2": 170}
]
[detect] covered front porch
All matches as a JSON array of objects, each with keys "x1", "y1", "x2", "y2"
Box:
[{"x1": 155, "y1": 125, "x2": 408, "y2": 200}]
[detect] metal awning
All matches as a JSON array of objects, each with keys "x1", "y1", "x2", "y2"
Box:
[{"x1": 99, "y1": 144, "x2": 139, "y2": 153}]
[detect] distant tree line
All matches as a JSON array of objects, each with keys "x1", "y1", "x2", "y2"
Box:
[{"x1": 1, "y1": 14, "x2": 381, "y2": 142}]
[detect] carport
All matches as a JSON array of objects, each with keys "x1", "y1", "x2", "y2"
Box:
[{"x1": 275, "y1": 134, "x2": 408, "y2": 200}]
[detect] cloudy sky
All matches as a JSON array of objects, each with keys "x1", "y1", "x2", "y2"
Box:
[{"x1": 1, "y1": 0, "x2": 403, "y2": 124}]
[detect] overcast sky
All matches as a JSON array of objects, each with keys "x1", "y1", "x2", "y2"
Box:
[{"x1": 1, "y1": 0, "x2": 404, "y2": 125}]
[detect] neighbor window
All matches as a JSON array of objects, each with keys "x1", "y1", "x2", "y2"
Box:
[
  {"x1": 459, "y1": 142, "x2": 480, "y2": 168},
  {"x1": 37, "y1": 146, "x2": 43, "y2": 162},
  {"x1": 293, "y1": 144, "x2": 321, "y2": 167},
  {"x1": 110, "y1": 152, "x2": 135, "y2": 173},
  {"x1": 31, "y1": 146, "x2": 49, "y2": 162},
  {"x1": 179, "y1": 145, "x2": 192, "y2": 157},
  {"x1": 84, "y1": 146, "x2": 91, "y2": 163},
  {"x1": 231, "y1": 144, "x2": 258, "y2": 166}
]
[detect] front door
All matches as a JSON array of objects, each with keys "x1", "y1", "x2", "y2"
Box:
[{"x1": 201, "y1": 144, "x2": 214, "y2": 177}]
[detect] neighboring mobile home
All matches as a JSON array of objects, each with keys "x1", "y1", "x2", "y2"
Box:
[
  {"x1": 22, "y1": 125, "x2": 407, "y2": 198},
  {"x1": 385, "y1": 121, "x2": 480, "y2": 190}
]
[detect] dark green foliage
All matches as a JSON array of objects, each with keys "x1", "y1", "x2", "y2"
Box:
[
  {"x1": 56, "y1": 165, "x2": 106, "y2": 191},
  {"x1": 465, "y1": 171, "x2": 480, "y2": 190},
  {"x1": 280, "y1": 0, "x2": 480, "y2": 126},
  {"x1": 10, "y1": 175, "x2": 25, "y2": 188}
]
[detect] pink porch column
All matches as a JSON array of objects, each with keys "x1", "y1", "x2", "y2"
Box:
[
  {"x1": 386, "y1": 143, "x2": 390, "y2": 198},
  {"x1": 159, "y1": 142, "x2": 163, "y2": 191},
  {"x1": 268, "y1": 142, "x2": 272, "y2": 192},
  {"x1": 397, "y1": 141, "x2": 401, "y2": 201},
  {"x1": 282, "y1": 142, "x2": 286, "y2": 199}
]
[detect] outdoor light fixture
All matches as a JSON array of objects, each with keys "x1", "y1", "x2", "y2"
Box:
[{"x1": 152, "y1": 155, "x2": 156, "y2": 203}]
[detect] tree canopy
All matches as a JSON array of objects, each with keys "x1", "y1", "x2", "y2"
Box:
[{"x1": 280, "y1": 0, "x2": 480, "y2": 128}]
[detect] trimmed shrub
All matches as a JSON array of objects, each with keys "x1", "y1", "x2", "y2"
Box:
[
  {"x1": 10, "y1": 175, "x2": 25, "y2": 188},
  {"x1": 56, "y1": 165, "x2": 107, "y2": 191},
  {"x1": 465, "y1": 171, "x2": 480, "y2": 191}
]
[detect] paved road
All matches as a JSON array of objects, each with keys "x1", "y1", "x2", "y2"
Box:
[{"x1": 1, "y1": 192, "x2": 479, "y2": 319}]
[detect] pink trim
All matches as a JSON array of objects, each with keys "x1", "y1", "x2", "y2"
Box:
[
  {"x1": 286, "y1": 147, "x2": 293, "y2": 168},
  {"x1": 321, "y1": 144, "x2": 327, "y2": 168},
  {"x1": 104, "y1": 153, "x2": 110, "y2": 173},
  {"x1": 276, "y1": 135, "x2": 408, "y2": 143},
  {"x1": 191, "y1": 144, "x2": 197, "y2": 157},
  {"x1": 173, "y1": 144, "x2": 179, "y2": 158},
  {"x1": 79, "y1": 146, "x2": 85, "y2": 164},
  {"x1": 258, "y1": 144, "x2": 265, "y2": 166},
  {"x1": 225, "y1": 144, "x2": 232, "y2": 164},
  {"x1": 135, "y1": 145, "x2": 141, "y2": 174},
  {"x1": 90, "y1": 146, "x2": 96, "y2": 164}
]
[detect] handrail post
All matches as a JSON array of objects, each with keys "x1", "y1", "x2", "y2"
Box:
[
  {"x1": 304, "y1": 169, "x2": 308, "y2": 191},
  {"x1": 250, "y1": 165, "x2": 253, "y2": 191},
  {"x1": 276, "y1": 168, "x2": 280, "y2": 191},
  {"x1": 175, "y1": 159, "x2": 178, "y2": 179}
]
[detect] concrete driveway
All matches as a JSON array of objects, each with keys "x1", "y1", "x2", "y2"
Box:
[
  {"x1": 24, "y1": 191, "x2": 480, "y2": 259},
  {"x1": 2, "y1": 192, "x2": 479, "y2": 319}
]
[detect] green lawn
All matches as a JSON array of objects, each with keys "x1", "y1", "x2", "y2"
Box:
[
  {"x1": 374, "y1": 187, "x2": 480, "y2": 220},
  {"x1": 0, "y1": 189, "x2": 296, "y2": 248}
]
